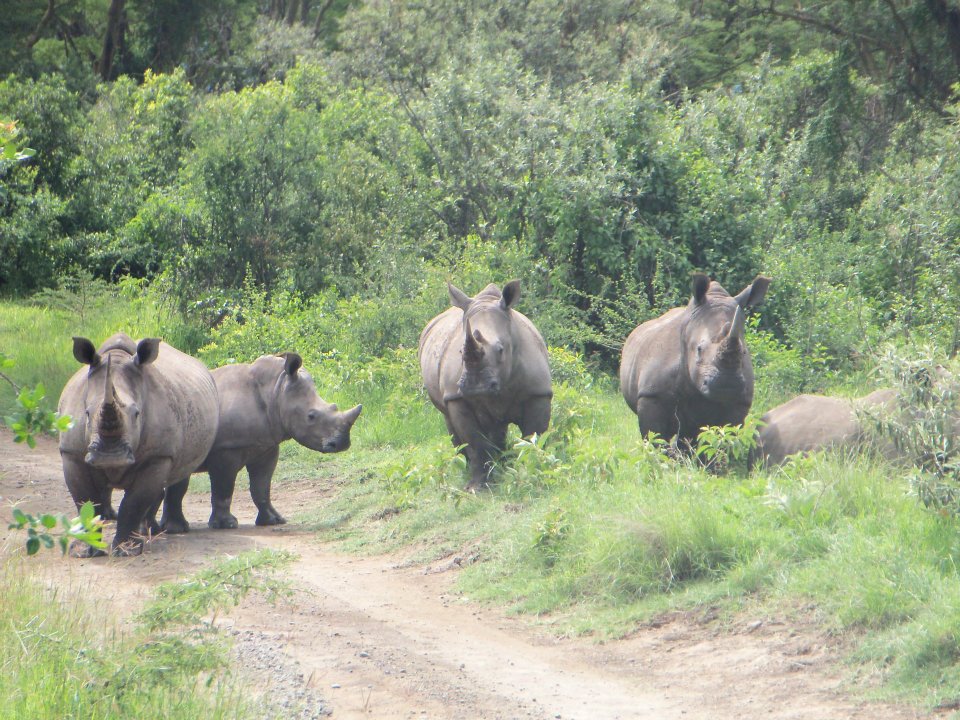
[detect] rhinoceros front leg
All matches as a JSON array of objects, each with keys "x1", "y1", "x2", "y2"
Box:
[
  {"x1": 634, "y1": 395, "x2": 681, "y2": 445},
  {"x1": 519, "y1": 395, "x2": 552, "y2": 437},
  {"x1": 248, "y1": 447, "x2": 286, "y2": 526},
  {"x1": 62, "y1": 454, "x2": 108, "y2": 558},
  {"x1": 207, "y1": 453, "x2": 244, "y2": 529},
  {"x1": 446, "y1": 401, "x2": 505, "y2": 492},
  {"x1": 113, "y1": 458, "x2": 172, "y2": 556},
  {"x1": 159, "y1": 477, "x2": 191, "y2": 534}
]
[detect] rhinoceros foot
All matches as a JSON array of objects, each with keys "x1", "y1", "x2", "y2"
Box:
[
  {"x1": 111, "y1": 538, "x2": 144, "y2": 557},
  {"x1": 102, "y1": 504, "x2": 118, "y2": 521},
  {"x1": 209, "y1": 513, "x2": 239, "y2": 530},
  {"x1": 464, "y1": 480, "x2": 491, "y2": 493},
  {"x1": 255, "y1": 508, "x2": 287, "y2": 526},
  {"x1": 161, "y1": 516, "x2": 190, "y2": 534},
  {"x1": 69, "y1": 540, "x2": 107, "y2": 558}
]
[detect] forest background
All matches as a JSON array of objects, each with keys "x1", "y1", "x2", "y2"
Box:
[{"x1": 4, "y1": 1, "x2": 960, "y2": 712}]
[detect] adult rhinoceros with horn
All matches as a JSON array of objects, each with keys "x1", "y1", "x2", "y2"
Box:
[
  {"x1": 619, "y1": 273, "x2": 770, "y2": 446},
  {"x1": 419, "y1": 281, "x2": 552, "y2": 491},
  {"x1": 58, "y1": 333, "x2": 219, "y2": 556}
]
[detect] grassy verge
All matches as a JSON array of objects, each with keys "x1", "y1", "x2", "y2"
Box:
[
  {"x1": 277, "y1": 370, "x2": 960, "y2": 710},
  {"x1": 0, "y1": 547, "x2": 293, "y2": 719},
  {"x1": 5, "y1": 291, "x2": 960, "y2": 710}
]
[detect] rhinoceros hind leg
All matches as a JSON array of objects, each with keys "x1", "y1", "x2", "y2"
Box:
[
  {"x1": 255, "y1": 507, "x2": 287, "y2": 526},
  {"x1": 208, "y1": 456, "x2": 242, "y2": 529},
  {"x1": 160, "y1": 477, "x2": 191, "y2": 534}
]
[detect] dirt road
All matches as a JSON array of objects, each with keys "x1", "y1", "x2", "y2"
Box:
[{"x1": 0, "y1": 432, "x2": 927, "y2": 719}]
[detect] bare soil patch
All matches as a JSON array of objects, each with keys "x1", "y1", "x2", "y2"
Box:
[{"x1": 0, "y1": 431, "x2": 931, "y2": 719}]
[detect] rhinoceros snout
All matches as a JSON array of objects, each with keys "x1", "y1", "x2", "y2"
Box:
[
  {"x1": 85, "y1": 442, "x2": 136, "y2": 468},
  {"x1": 700, "y1": 372, "x2": 747, "y2": 401},
  {"x1": 322, "y1": 435, "x2": 351, "y2": 453}
]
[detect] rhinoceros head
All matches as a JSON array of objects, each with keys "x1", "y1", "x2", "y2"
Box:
[
  {"x1": 276, "y1": 353, "x2": 362, "y2": 453},
  {"x1": 73, "y1": 336, "x2": 160, "y2": 469},
  {"x1": 448, "y1": 280, "x2": 521, "y2": 398},
  {"x1": 682, "y1": 273, "x2": 770, "y2": 404}
]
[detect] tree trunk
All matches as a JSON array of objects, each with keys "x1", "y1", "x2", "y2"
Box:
[
  {"x1": 97, "y1": 0, "x2": 126, "y2": 81},
  {"x1": 285, "y1": 0, "x2": 299, "y2": 25},
  {"x1": 313, "y1": 0, "x2": 337, "y2": 35}
]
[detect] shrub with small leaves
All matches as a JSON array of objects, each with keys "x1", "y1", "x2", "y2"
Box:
[
  {"x1": 694, "y1": 415, "x2": 765, "y2": 474},
  {"x1": 8, "y1": 501, "x2": 106, "y2": 555}
]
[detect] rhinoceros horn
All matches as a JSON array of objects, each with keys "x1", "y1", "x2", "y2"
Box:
[
  {"x1": 343, "y1": 404, "x2": 363, "y2": 425},
  {"x1": 98, "y1": 356, "x2": 124, "y2": 439},
  {"x1": 718, "y1": 305, "x2": 745, "y2": 366},
  {"x1": 463, "y1": 317, "x2": 484, "y2": 362}
]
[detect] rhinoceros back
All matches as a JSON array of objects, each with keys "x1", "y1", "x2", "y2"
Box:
[{"x1": 142, "y1": 342, "x2": 218, "y2": 476}]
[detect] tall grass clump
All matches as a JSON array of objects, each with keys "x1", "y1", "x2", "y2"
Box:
[{"x1": 0, "y1": 548, "x2": 291, "y2": 719}]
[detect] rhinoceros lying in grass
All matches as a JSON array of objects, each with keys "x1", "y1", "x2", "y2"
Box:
[
  {"x1": 419, "y1": 281, "x2": 552, "y2": 491},
  {"x1": 58, "y1": 333, "x2": 219, "y2": 556},
  {"x1": 750, "y1": 389, "x2": 896, "y2": 467},
  {"x1": 619, "y1": 273, "x2": 770, "y2": 446},
  {"x1": 160, "y1": 352, "x2": 362, "y2": 531}
]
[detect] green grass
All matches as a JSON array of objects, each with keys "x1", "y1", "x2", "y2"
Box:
[
  {"x1": 0, "y1": 548, "x2": 292, "y2": 720},
  {"x1": 0, "y1": 288, "x2": 183, "y2": 417},
  {"x1": 296, "y1": 374, "x2": 960, "y2": 710},
  {"x1": 6, "y1": 292, "x2": 960, "y2": 711}
]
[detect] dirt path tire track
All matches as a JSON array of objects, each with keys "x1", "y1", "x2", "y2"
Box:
[{"x1": 0, "y1": 432, "x2": 927, "y2": 719}]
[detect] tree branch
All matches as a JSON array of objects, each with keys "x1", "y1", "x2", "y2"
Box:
[{"x1": 25, "y1": 0, "x2": 58, "y2": 50}]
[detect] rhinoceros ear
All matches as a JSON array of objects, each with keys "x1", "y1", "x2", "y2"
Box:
[
  {"x1": 734, "y1": 275, "x2": 771, "y2": 308},
  {"x1": 282, "y1": 352, "x2": 303, "y2": 377},
  {"x1": 72, "y1": 337, "x2": 100, "y2": 367},
  {"x1": 692, "y1": 273, "x2": 710, "y2": 305},
  {"x1": 134, "y1": 338, "x2": 161, "y2": 366},
  {"x1": 500, "y1": 280, "x2": 521, "y2": 310},
  {"x1": 447, "y1": 283, "x2": 472, "y2": 311}
]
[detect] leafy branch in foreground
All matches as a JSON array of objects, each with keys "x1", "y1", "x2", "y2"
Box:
[
  {"x1": 1, "y1": 353, "x2": 72, "y2": 447},
  {"x1": 8, "y1": 500, "x2": 106, "y2": 555}
]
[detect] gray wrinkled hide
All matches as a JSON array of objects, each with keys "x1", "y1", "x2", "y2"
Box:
[
  {"x1": 619, "y1": 274, "x2": 770, "y2": 444},
  {"x1": 419, "y1": 281, "x2": 552, "y2": 490},
  {"x1": 751, "y1": 389, "x2": 896, "y2": 467},
  {"x1": 160, "y1": 353, "x2": 362, "y2": 531},
  {"x1": 58, "y1": 332, "x2": 219, "y2": 555}
]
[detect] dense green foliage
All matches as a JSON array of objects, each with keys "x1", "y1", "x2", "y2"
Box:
[
  {"x1": 2, "y1": 0, "x2": 959, "y2": 366},
  {"x1": 4, "y1": 0, "x2": 960, "y2": 710}
]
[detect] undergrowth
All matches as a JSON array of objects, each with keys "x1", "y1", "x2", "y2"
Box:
[{"x1": 0, "y1": 548, "x2": 293, "y2": 720}]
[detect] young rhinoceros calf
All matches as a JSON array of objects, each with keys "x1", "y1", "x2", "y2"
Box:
[
  {"x1": 620, "y1": 273, "x2": 770, "y2": 446},
  {"x1": 751, "y1": 389, "x2": 898, "y2": 467},
  {"x1": 58, "y1": 333, "x2": 219, "y2": 556},
  {"x1": 160, "y1": 352, "x2": 361, "y2": 531},
  {"x1": 419, "y1": 280, "x2": 552, "y2": 491}
]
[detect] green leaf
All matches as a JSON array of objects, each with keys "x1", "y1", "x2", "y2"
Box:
[
  {"x1": 11, "y1": 508, "x2": 27, "y2": 526},
  {"x1": 26, "y1": 537, "x2": 40, "y2": 555},
  {"x1": 40, "y1": 534, "x2": 54, "y2": 549},
  {"x1": 79, "y1": 501, "x2": 95, "y2": 525},
  {"x1": 40, "y1": 514, "x2": 57, "y2": 529}
]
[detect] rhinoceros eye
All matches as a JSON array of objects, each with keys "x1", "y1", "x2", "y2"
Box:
[{"x1": 307, "y1": 410, "x2": 318, "y2": 423}]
